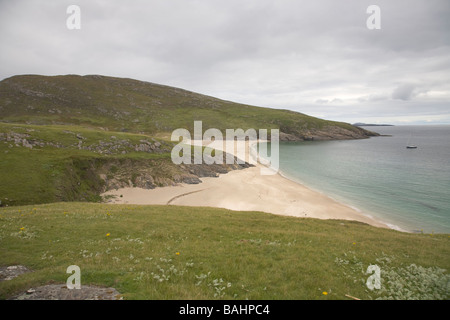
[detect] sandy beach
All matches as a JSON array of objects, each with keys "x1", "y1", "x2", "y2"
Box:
[{"x1": 103, "y1": 140, "x2": 389, "y2": 229}]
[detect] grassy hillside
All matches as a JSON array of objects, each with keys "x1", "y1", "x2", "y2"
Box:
[
  {"x1": 0, "y1": 122, "x2": 246, "y2": 207},
  {"x1": 0, "y1": 203, "x2": 448, "y2": 300},
  {"x1": 0, "y1": 74, "x2": 376, "y2": 140}
]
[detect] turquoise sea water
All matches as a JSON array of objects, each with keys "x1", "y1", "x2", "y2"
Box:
[{"x1": 273, "y1": 125, "x2": 450, "y2": 233}]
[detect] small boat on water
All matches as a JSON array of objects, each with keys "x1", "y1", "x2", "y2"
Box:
[{"x1": 406, "y1": 132, "x2": 417, "y2": 149}]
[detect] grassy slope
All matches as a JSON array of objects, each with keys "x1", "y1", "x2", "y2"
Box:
[
  {"x1": 0, "y1": 122, "x2": 242, "y2": 206},
  {"x1": 0, "y1": 122, "x2": 176, "y2": 206},
  {"x1": 0, "y1": 203, "x2": 448, "y2": 300},
  {"x1": 0, "y1": 74, "x2": 372, "y2": 138}
]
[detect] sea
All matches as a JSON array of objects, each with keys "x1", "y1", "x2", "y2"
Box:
[{"x1": 268, "y1": 125, "x2": 450, "y2": 234}]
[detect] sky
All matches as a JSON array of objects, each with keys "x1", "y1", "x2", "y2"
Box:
[{"x1": 0, "y1": 0, "x2": 449, "y2": 125}]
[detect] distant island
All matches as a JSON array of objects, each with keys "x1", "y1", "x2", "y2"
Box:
[{"x1": 353, "y1": 123, "x2": 394, "y2": 127}]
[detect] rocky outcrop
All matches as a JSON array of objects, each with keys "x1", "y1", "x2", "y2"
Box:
[
  {"x1": 98, "y1": 155, "x2": 253, "y2": 192},
  {"x1": 0, "y1": 131, "x2": 171, "y2": 154},
  {"x1": 0, "y1": 131, "x2": 53, "y2": 148},
  {"x1": 10, "y1": 284, "x2": 122, "y2": 300},
  {"x1": 279, "y1": 125, "x2": 379, "y2": 141},
  {"x1": 0, "y1": 265, "x2": 32, "y2": 281}
]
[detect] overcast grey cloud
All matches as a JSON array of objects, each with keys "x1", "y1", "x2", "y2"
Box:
[
  {"x1": 0, "y1": 0, "x2": 449, "y2": 124},
  {"x1": 392, "y1": 84, "x2": 417, "y2": 101}
]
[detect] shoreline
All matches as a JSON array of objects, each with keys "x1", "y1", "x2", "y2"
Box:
[
  {"x1": 103, "y1": 140, "x2": 394, "y2": 230},
  {"x1": 276, "y1": 168, "x2": 406, "y2": 232}
]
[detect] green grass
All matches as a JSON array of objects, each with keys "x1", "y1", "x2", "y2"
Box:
[
  {"x1": 0, "y1": 122, "x2": 181, "y2": 206},
  {"x1": 0, "y1": 203, "x2": 448, "y2": 300},
  {"x1": 0, "y1": 122, "x2": 246, "y2": 207}
]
